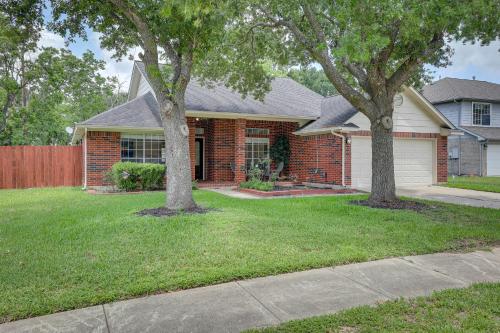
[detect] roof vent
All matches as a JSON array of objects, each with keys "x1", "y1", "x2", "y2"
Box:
[{"x1": 472, "y1": 76, "x2": 476, "y2": 80}]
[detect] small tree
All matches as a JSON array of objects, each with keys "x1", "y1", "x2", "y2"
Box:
[
  {"x1": 270, "y1": 135, "x2": 290, "y2": 167},
  {"x1": 50, "y1": 0, "x2": 269, "y2": 210},
  {"x1": 244, "y1": 0, "x2": 499, "y2": 205}
]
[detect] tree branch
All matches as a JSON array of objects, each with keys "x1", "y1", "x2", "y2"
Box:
[
  {"x1": 107, "y1": 0, "x2": 166, "y2": 96},
  {"x1": 387, "y1": 32, "x2": 444, "y2": 93},
  {"x1": 276, "y1": 5, "x2": 376, "y2": 116}
]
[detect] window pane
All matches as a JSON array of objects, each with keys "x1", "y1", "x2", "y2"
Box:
[
  {"x1": 473, "y1": 103, "x2": 491, "y2": 125},
  {"x1": 120, "y1": 134, "x2": 165, "y2": 163}
]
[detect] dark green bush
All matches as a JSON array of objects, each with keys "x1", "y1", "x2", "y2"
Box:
[
  {"x1": 270, "y1": 135, "x2": 290, "y2": 166},
  {"x1": 240, "y1": 179, "x2": 274, "y2": 191},
  {"x1": 111, "y1": 162, "x2": 165, "y2": 191}
]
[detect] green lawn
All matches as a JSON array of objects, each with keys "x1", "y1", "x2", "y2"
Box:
[
  {"x1": 245, "y1": 283, "x2": 500, "y2": 333},
  {"x1": 0, "y1": 188, "x2": 499, "y2": 323},
  {"x1": 445, "y1": 176, "x2": 500, "y2": 193}
]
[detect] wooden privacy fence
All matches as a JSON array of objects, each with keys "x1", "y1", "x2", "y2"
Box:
[{"x1": 0, "y1": 146, "x2": 83, "y2": 189}]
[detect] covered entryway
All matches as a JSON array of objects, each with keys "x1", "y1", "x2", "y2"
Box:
[
  {"x1": 351, "y1": 137, "x2": 435, "y2": 189},
  {"x1": 487, "y1": 143, "x2": 500, "y2": 176}
]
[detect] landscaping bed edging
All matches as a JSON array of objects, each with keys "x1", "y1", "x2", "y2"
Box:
[{"x1": 238, "y1": 187, "x2": 357, "y2": 197}]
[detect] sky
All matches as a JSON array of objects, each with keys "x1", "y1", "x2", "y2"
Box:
[{"x1": 39, "y1": 13, "x2": 500, "y2": 91}]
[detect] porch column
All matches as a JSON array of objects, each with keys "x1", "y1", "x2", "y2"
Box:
[
  {"x1": 187, "y1": 117, "x2": 196, "y2": 181},
  {"x1": 234, "y1": 118, "x2": 246, "y2": 183}
]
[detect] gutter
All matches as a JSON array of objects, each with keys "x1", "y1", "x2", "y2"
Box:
[{"x1": 330, "y1": 129, "x2": 346, "y2": 187}]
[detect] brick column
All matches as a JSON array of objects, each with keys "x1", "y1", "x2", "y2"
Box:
[
  {"x1": 86, "y1": 131, "x2": 121, "y2": 187},
  {"x1": 234, "y1": 118, "x2": 246, "y2": 183},
  {"x1": 437, "y1": 135, "x2": 448, "y2": 183},
  {"x1": 187, "y1": 117, "x2": 196, "y2": 180}
]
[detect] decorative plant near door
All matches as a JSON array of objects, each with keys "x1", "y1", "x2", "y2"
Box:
[{"x1": 270, "y1": 135, "x2": 290, "y2": 167}]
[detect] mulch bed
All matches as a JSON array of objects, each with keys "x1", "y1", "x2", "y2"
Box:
[
  {"x1": 350, "y1": 199, "x2": 430, "y2": 211},
  {"x1": 136, "y1": 206, "x2": 215, "y2": 217}
]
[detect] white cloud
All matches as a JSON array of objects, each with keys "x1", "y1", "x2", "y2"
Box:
[
  {"x1": 429, "y1": 39, "x2": 500, "y2": 83},
  {"x1": 38, "y1": 29, "x2": 66, "y2": 49},
  {"x1": 89, "y1": 32, "x2": 137, "y2": 90}
]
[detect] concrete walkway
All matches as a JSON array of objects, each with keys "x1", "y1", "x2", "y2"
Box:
[
  {"x1": 398, "y1": 185, "x2": 500, "y2": 209},
  {"x1": 2, "y1": 248, "x2": 499, "y2": 333}
]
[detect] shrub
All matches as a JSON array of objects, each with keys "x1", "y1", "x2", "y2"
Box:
[
  {"x1": 240, "y1": 179, "x2": 274, "y2": 191},
  {"x1": 247, "y1": 166, "x2": 264, "y2": 181},
  {"x1": 270, "y1": 135, "x2": 290, "y2": 167},
  {"x1": 110, "y1": 162, "x2": 166, "y2": 191}
]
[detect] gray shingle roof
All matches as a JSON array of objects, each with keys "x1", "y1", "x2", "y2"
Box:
[
  {"x1": 422, "y1": 78, "x2": 500, "y2": 104},
  {"x1": 81, "y1": 92, "x2": 162, "y2": 128},
  {"x1": 297, "y1": 95, "x2": 358, "y2": 133},
  {"x1": 461, "y1": 126, "x2": 500, "y2": 141},
  {"x1": 134, "y1": 61, "x2": 322, "y2": 119}
]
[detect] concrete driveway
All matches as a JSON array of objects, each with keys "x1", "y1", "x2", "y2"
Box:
[{"x1": 397, "y1": 185, "x2": 500, "y2": 209}]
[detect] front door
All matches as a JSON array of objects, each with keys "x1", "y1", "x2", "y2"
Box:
[{"x1": 195, "y1": 138, "x2": 204, "y2": 180}]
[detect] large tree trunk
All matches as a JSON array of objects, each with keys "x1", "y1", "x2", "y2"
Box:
[
  {"x1": 159, "y1": 97, "x2": 196, "y2": 210},
  {"x1": 369, "y1": 108, "x2": 397, "y2": 204}
]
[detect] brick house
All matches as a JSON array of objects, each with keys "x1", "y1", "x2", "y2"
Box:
[{"x1": 71, "y1": 61, "x2": 458, "y2": 190}]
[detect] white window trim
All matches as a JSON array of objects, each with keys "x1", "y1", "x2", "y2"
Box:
[
  {"x1": 245, "y1": 128, "x2": 270, "y2": 136},
  {"x1": 245, "y1": 137, "x2": 270, "y2": 170},
  {"x1": 121, "y1": 133, "x2": 165, "y2": 163},
  {"x1": 471, "y1": 102, "x2": 492, "y2": 127}
]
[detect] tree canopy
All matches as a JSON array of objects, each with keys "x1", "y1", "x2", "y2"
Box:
[
  {"x1": 0, "y1": 1, "x2": 123, "y2": 145},
  {"x1": 241, "y1": 0, "x2": 499, "y2": 203}
]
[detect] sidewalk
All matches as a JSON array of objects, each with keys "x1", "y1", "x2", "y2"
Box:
[
  {"x1": 397, "y1": 185, "x2": 500, "y2": 209},
  {"x1": 2, "y1": 248, "x2": 499, "y2": 333}
]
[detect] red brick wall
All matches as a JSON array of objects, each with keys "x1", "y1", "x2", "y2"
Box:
[
  {"x1": 83, "y1": 125, "x2": 448, "y2": 187},
  {"x1": 86, "y1": 131, "x2": 121, "y2": 187},
  {"x1": 436, "y1": 135, "x2": 448, "y2": 183},
  {"x1": 290, "y1": 131, "x2": 448, "y2": 185},
  {"x1": 234, "y1": 119, "x2": 246, "y2": 182},
  {"x1": 289, "y1": 134, "x2": 344, "y2": 184}
]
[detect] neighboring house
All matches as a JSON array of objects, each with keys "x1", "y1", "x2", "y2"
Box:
[
  {"x1": 422, "y1": 78, "x2": 500, "y2": 176},
  {"x1": 72, "y1": 61, "x2": 457, "y2": 190}
]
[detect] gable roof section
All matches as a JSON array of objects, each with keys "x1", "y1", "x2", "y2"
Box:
[
  {"x1": 460, "y1": 126, "x2": 500, "y2": 141},
  {"x1": 422, "y1": 78, "x2": 500, "y2": 104},
  {"x1": 296, "y1": 95, "x2": 359, "y2": 134},
  {"x1": 81, "y1": 92, "x2": 162, "y2": 129},
  {"x1": 296, "y1": 86, "x2": 455, "y2": 136},
  {"x1": 132, "y1": 61, "x2": 322, "y2": 119}
]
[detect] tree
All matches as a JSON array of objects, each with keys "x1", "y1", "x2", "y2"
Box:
[
  {"x1": 50, "y1": 0, "x2": 268, "y2": 210},
  {"x1": 244, "y1": 0, "x2": 499, "y2": 204},
  {"x1": 288, "y1": 67, "x2": 336, "y2": 97},
  {"x1": 0, "y1": 47, "x2": 118, "y2": 145},
  {"x1": 0, "y1": 0, "x2": 43, "y2": 137}
]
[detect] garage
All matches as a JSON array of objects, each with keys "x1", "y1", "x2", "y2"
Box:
[
  {"x1": 351, "y1": 137, "x2": 435, "y2": 189},
  {"x1": 487, "y1": 144, "x2": 500, "y2": 176}
]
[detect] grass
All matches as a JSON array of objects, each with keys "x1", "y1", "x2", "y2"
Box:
[
  {"x1": 245, "y1": 283, "x2": 500, "y2": 333},
  {"x1": 1, "y1": 188, "x2": 499, "y2": 322},
  {"x1": 445, "y1": 176, "x2": 500, "y2": 193}
]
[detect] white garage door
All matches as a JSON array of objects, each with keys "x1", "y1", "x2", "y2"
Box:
[
  {"x1": 487, "y1": 144, "x2": 500, "y2": 176},
  {"x1": 351, "y1": 137, "x2": 435, "y2": 189}
]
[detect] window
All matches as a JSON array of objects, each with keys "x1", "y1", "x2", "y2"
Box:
[
  {"x1": 472, "y1": 102, "x2": 491, "y2": 126},
  {"x1": 245, "y1": 137, "x2": 269, "y2": 171},
  {"x1": 245, "y1": 128, "x2": 269, "y2": 136},
  {"x1": 121, "y1": 134, "x2": 165, "y2": 164}
]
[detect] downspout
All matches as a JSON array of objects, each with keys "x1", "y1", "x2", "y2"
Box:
[
  {"x1": 331, "y1": 130, "x2": 346, "y2": 187},
  {"x1": 83, "y1": 128, "x2": 88, "y2": 190},
  {"x1": 458, "y1": 135, "x2": 461, "y2": 175},
  {"x1": 479, "y1": 142, "x2": 483, "y2": 176}
]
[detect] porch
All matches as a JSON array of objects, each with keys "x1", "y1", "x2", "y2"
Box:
[{"x1": 186, "y1": 117, "x2": 298, "y2": 183}]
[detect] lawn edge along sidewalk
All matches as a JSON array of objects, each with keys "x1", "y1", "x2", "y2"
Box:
[{"x1": 1, "y1": 248, "x2": 499, "y2": 333}]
